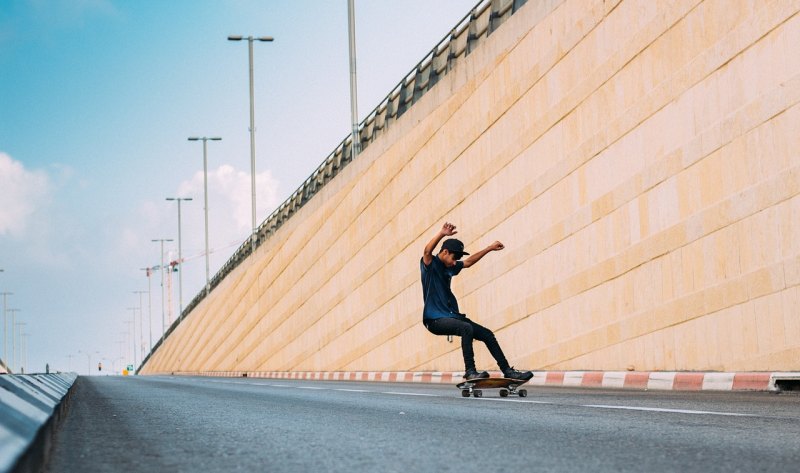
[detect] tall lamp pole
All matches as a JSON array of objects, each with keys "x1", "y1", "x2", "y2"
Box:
[
  {"x1": 1, "y1": 291, "x2": 11, "y2": 365},
  {"x1": 139, "y1": 267, "x2": 154, "y2": 352},
  {"x1": 188, "y1": 137, "x2": 221, "y2": 295},
  {"x1": 13, "y1": 320, "x2": 25, "y2": 373},
  {"x1": 227, "y1": 34, "x2": 274, "y2": 254},
  {"x1": 347, "y1": 0, "x2": 360, "y2": 160},
  {"x1": 151, "y1": 239, "x2": 174, "y2": 340},
  {"x1": 8, "y1": 309, "x2": 19, "y2": 372},
  {"x1": 166, "y1": 197, "x2": 192, "y2": 320},
  {"x1": 21, "y1": 333, "x2": 29, "y2": 374},
  {"x1": 127, "y1": 307, "x2": 138, "y2": 368},
  {"x1": 133, "y1": 291, "x2": 147, "y2": 360}
]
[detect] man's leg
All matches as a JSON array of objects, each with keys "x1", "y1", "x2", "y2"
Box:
[
  {"x1": 464, "y1": 318, "x2": 533, "y2": 380},
  {"x1": 425, "y1": 317, "x2": 477, "y2": 372},
  {"x1": 463, "y1": 318, "x2": 510, "y2": 371}
]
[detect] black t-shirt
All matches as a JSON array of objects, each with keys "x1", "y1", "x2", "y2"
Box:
[{"x1": 420, "y1": 255, "x2": 464, "y2": 321}]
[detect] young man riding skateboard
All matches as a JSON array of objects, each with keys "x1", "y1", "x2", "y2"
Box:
[{"x1": 420, "y1": 222, "x2": 533, "y2": 381}]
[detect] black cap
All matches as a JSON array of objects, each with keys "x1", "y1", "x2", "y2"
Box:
[{"x1": 441, "y1": 238, "x2": 469, "y2": 256}]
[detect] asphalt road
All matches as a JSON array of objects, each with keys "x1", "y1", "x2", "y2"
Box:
[{"x1": 44, "y1": 376, "x2": 800, "y2": 472}]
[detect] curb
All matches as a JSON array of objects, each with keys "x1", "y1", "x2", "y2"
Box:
[
  {"x1": 0, "y1": 373, "x2": 78, "y2": 473},
  {"x1": 155, "y1": 370, "x2": 800, "y2": 392}
]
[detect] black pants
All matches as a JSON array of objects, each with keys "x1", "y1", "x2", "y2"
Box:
[{"x1": 424, "y1": 316, "x2": 509, "y2": 372}]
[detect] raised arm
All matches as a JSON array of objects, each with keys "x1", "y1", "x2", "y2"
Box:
[
  {"x1": 462, "y1": 240, "x2": 504, "y2": 268},
  {"x1": 423, "y1": 222, "x2": 457, "y2": 265}
]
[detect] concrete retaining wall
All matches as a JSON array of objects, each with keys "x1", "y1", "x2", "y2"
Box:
[
  {"x1": 0, "y1": 373, "x2": 77, "y2": 473},
  {"x1": 141, "y1": 0, "x2": 800, "y2": 376}
]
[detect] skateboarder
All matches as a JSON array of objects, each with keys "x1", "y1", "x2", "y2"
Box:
[{"x1": 421, "y1": 222, "x2": 533, "y2": 381}]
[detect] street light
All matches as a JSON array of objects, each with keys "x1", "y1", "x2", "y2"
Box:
[
  {"x1": 13, "y1": 320, "x2": 25, "y2": 373},
  {"x1": 347, "y1": 0, "x2": 360, "y2": 161},
  {"x1": 1, "y1": 291, "x2": 12, "y2": 365},
  {"x1": 127, "y1": 307, "x2": 138, "y2": 368},
  {"x1": 124, "y1": 318, "x2": 134, "y2": 372},
  {"x1": 115, "y1": 340, "x2": 125, "y2": 370},
  {"x1": 8, "y1": 309, "x2": 19, "y2": 372},
  {"x1": 78, "y1": 350, "x2": 99, "y2": 376},
  {"x1": 139, "y1": 267, "x2": 154, "y2": 352},
  {"x1": 188, "y1": 137, "x2": 221, "y2": 295},
  {"x1": 151, "y1": 239, "x2": 174, "y2": 339},
  {"x1": 133, "y1": 290, "x2": 147, "y2": 360},
  {"x1": 166, "y1": 197, "x2": 192, "y2": 320},
  {"x1": 21, "y1": 333, "x2": 29, "y2": 374},
  {"x1": 227, "y1": 34, "x2": 274, "y2": 254}
]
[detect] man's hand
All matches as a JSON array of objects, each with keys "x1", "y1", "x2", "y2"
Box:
[
  {"x1": 489, "y1": 241, "x2": 504, "y2": 251},
  {"x1": 424, "y1": 222, "x2": 458, "y2": 266},
  {"x1": 463, "y1": 240, "x2": 505, "y2": 268},
  {"x1": 440, "y1": 222, "x2": 458, "y2": 237}
]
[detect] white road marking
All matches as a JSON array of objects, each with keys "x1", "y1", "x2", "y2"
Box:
[
  {"x1": 381, "y1": 392, "x2": 438, "y2": 397},
  {"x1": 581, "y1": 404, "x2": 757, "y2": 417},
  {"x1": 194, "y1": 379, "x2": 760, "y2": 417},
  {"x1": 469, "y1": 397, "x2": 553, "y2": 405}
]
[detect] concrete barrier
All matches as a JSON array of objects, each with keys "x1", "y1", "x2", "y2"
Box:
[{"x1": 0, "y1": 373, "x2": 77, "y2": 473}]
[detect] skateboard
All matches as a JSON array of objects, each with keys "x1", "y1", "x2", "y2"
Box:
[{"x1": 456, "y1": 377, "x2": 529, "y2": 398}]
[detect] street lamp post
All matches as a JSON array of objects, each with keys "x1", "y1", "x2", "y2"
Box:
[
  {"x1": 78, "y1": 350, "x2": 98, "y2": 376},
  {"x1": 14, "y1": 320, "x2": 25, "y2": 373},
  {"x1": 127, "y1": 307, "x2": 138, "y2": 368},
  {"x1": 166, "y1": 197, "x2": 192, "y2": 320},
  {"x1": 188, "y1": 137, "x2": 221, "y2": 295},
  {"x1": 115, "y1": 340, "x2": 125, "y2": 371},
  {"x1": 21, "y1": 333, "x2": 29, "y2": 373},
  {"x1": 133, "y1": 291, "x2": 147, "y2": 360},
  {"x1": 124, "y1": 318, "x2": 134, "y2": 372},
  {"x1": 347, "y1": 0, "x2": 360, "y2": 161},
  {"x1": 1, "y1": 291, "x2": 12, "y2": 365},
  {"x1": 151, "y1": 239, "x2": 174, "y2": 340},
  {"x1": 8, "y1": 309, "x2": 19, "y2": 372},
  {"x1": 140, "y1": 267, "x2": 154, "y2": 352},
  {"x1": 227, "y1": 34, "x2": 274, "y2": 254}
]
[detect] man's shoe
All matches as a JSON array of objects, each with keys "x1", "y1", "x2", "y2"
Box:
[
  {"x1": 503, "y1": 367, "x2": 533, "y2": 381},
  {"x1": 464, "y1": 369, "x2": 490, "y2": 380}
]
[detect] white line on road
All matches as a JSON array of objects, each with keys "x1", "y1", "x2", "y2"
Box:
[
  {"x1": 191, "y1": 378, "x2": 763, "y2": 417},
  {"x1": 581, "y1": 404, "x2": 758, "y2": 417},
  {"x1": 381, "y1": 392, "x2": 439, "y2": 397}
]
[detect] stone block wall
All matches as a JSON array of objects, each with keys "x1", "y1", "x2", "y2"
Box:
[{"x1": 141, "y1": 0, "x2": 800, "y2": 375}]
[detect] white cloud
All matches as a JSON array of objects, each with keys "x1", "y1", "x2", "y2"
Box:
[
  {"x1": 177, "y1": 164, "x2": 280, "y2": 242},
  {"x1": 117, "y1": 164, "x2": 281, "y2": 288},
  {"x1": 0, "y1": 152, "x2": 51, "y2": 237}
]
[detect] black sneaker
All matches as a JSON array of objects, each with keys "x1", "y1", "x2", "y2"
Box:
[
  {"x1": 464, "y1": 369, "x2": 490, "y2": 380},
  {"x1": 503, "y1": 367, "x2": 533, "y2": 381}
]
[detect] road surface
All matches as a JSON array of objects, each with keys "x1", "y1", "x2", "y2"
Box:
[{"x1": 44, "y1": 375, "x2": 800, "y2": 472}]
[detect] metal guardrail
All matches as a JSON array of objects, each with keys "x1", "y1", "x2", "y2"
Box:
[{"x1": 139, "y1": 0, "x2": 529, "y2": 372}]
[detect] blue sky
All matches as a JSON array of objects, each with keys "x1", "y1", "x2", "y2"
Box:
[{"x1": 0, "y1": 0, "x2": 477, "y2": 374}]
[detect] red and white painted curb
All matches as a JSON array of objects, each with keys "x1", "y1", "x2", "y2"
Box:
[{"x1": 159, "y1": 370, "x2": 800, "y2": 392}]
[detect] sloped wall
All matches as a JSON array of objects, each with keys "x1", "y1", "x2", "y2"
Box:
[{"x1": 141, "y1": 0, "x2": 800, "y2": 375}]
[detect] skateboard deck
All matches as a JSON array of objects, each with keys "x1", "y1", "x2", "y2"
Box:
[{"x1": 456, "y1": 377, "x2": 530, "y2": 398}]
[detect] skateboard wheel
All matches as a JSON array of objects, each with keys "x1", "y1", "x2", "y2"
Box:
[
  {"x1": 461, "y1": 389, "x2": 470, "y2": 397},
  {"x1": 518, "y1": 389, "x2": 527, "y2": 397},
  {"x1": 473, "y1": 390, "x2": 483, "y2": 398},
  {"x1": 499, "y1": 389, "x2": 509, "y2": 397}
]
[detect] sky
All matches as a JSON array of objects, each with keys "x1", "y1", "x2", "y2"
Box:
[{"x1": 0, "y1": 0, "x2": 478, "y2": 375}]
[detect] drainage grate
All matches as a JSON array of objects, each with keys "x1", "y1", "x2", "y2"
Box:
[{"x1": 774, "y1": 378, "x2": 800, "y2": 391}]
